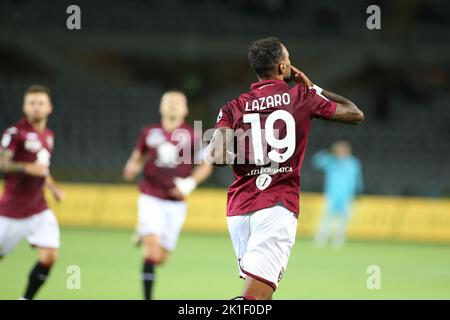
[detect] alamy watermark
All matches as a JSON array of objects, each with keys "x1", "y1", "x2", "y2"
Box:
[
  {"x1": 66, "y1": 265, "x2": 81, "y2": 290},
  {"x1": 66, "y1": 5, "x2": 81, "y2": 30},
  {"x1": 366, "y1": 5, "x2": 381, "y2": 30},
  {"x1": 366, "y1": 265, "x2": 382, "y2": 290}
]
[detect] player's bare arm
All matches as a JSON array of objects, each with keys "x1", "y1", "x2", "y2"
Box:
[
  {"x1": 322, "y1": 90, "x2": 364, "y2": 124},
  {"x1": 0, "y1": 149, "x2": 49, "y2": 177},
  {"x1": 45, "y1": 175, "x2": 65, "y2": 202},
  {"x1": 170, "y1": 163, "x2": 213, "y2": 200},
  {"x1": 123, "y1": 149, "x2": 146, "y2": 181},
  {"x1": 206, "y1": 127, "x2": 235, "y2": 167},
  {"x1": 291, "y1": 66, "x2": 364, "y2": 124}
]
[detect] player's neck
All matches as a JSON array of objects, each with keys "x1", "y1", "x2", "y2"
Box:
[
  {"x1": 161, "y1": 117, "x2": 184, "y2": 132},
  {"x1": 258, "y1": 75, "x2": 283, "y2": 82},
  {"x1": 26, "y1": 117, "x2": 47, "y2": 133}
]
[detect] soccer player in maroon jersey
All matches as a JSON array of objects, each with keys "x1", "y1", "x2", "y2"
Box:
[
  {"x1": 123, "y1": 90, "x2": 213, "y2": 300},
  {"x1": 206, "y1": 37, "x2": 364, "y2": 300},
  {"x1": 0, "y1": 84, "x2": 64, "y2": 300}
]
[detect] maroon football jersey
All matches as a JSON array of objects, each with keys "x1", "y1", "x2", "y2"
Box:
[
  {"x1": 0, "y1": 118, "x2": 54, "y2": 219},
  {"x1": 135, "y1": 122, "x2": 198, "y2": 200},
  {"x1": 215, "y1": 80, "x2": 336, "y2": 216}
]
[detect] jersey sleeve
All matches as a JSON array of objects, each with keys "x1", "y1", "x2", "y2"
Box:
[
  {"x1": 135, "y1": 128, "x2": 148, "y2": 154},
  {"x1": 215, "y1": 104, "x2": 232, "y2": 129},
  {"x1": 298, "y1": 84, "x2": 337, "y2": 119},
  {"x1": 1, "y1": 127, "x2": 19, "y2": 154}
]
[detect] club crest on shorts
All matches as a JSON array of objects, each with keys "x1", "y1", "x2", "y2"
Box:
[{"x1": 256, "y1": 173, "x2": 272, "y2": 191}]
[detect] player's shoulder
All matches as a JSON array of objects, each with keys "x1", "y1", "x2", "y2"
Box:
[
  {"x1": 220, "y1": 95, "x2": 245, "y2": 117},
  {"x1": 3, "y1": 118, "x2": 27, "y2": 135},
  {"x1": 349, "y1": 156, "x2": 361, "y2": 165},
  {"x1": 180, "y1": 122, "x2": 195, "y2": 132},
  {"x1": 45, "y1": 126, "x2": 55, "y2": 137},
  {"x1": 1, "y1": 120, "x2": 25, "y2": 149},
  {"x1": 3, "y1": 125, "x2": 19, "y2": 135},
  {"x1": 141, "y1": 123, "x2": 161, "y2": 133},
  {"x1": 289, "y1": 83, "x2": 309, "y2": 99}
]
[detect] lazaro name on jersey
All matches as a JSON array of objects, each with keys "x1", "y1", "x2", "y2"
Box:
[{"x1": 244, "y1": 93, "x2": 290, "y2": 111}]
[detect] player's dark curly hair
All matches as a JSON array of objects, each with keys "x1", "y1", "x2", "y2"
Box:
[{"x1": 248, "y1": 37, "x2": 284, "y2": 79}]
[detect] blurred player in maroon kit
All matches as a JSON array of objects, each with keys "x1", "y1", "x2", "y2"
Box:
[
  {"x1": 123, "y1": 90, "x2": 213, "y2": 300},
  {"x1": 207, "y1": 37, "x2": 364, "y2": 300},
  {"x1": 0, "y1": 84, "x2": 64, "y2": 300}
]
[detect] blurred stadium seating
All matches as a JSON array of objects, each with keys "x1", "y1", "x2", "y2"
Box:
[
  {"x1": 1, "y1": 0, "x2": 450, "y2": 301},
  {"x1": 1, "y1": 0, "x2": 449, "y2": 196}
]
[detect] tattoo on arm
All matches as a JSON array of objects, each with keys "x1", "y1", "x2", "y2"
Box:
[
  {"x1": 322, "y1": 90, "x2": 364, "y2": 124},
  {"x1": 322, "y1": 90, "x2": 354, "y2": 105}
]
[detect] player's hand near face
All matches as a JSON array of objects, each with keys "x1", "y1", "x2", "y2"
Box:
[
  {"x1": 290, "y1": 66, "x2": 314, "y2": 87},
  {"x1": 291, "y1": 65, "x2": 364, "y2": 124}
]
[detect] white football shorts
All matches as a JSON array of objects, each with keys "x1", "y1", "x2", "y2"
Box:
[
  {"x1": 137, "y1": 193, "x2": 187, "y2": 251},
  {"x1": 227, "y1": 205, "x2": 298, "y2": 290},
  {"x1": 0, "y1": 209, "x2": 60, "y2": 256}
]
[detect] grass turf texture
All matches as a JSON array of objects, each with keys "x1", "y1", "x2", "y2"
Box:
[{"x1": 1, "y1": 227, "x2": 449, "y2": 299}]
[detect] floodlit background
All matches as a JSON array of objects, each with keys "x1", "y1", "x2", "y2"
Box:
[{"x1": 0, "y1": 0, "x2": 449, "y2": 299}]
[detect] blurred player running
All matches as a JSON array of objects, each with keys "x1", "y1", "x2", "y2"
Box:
[
  {"x1": 0, "y1": 84, "x2": 64, "y2": 300},
  {"x1": 207, "y1": 37, "x2": 364, "y2": 300},
  {"x1": 123, "y1": 90, "x2": 213, "y2": 300}
]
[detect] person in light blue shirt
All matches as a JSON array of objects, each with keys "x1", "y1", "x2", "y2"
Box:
[{"x1": 312, "y1": 141, "x2": 364, "y2": 248}]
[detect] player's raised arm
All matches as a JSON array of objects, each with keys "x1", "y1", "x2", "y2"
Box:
[
  {"x1": 321, "y1": 90, "x2": 364, "y2": 124},
  {"x1": 291, "y1": 66, "x2": 364, "y2": 124},
  {"x1": 206, "y1": 127, "x2": 235, "y2": 167},
  {"x1": 123, "y1": 149, "x2": 146, "y2": 182},
  {"x1": 0, "y1": 149, "x2": 49, "y2": 177}
]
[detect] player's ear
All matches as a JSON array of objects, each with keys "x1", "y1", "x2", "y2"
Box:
[{"x1": 278, "y1": 62, "x2": 286, "y2": 76}]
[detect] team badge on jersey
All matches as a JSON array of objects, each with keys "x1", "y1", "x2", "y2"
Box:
[
  {"x1": 256, "y1": 173, "x2": 272, "y2": 191},
  {"x1": 173, "y1": 130, "x2": 190, "y2": 146},
  {"x1": 155, "y1": 141, "x2": 178, "y2": 168},
  {"x1": 24, "y1": 133, "x2": 42, "y2": 152},
  {"x1": 1, "y1": 127, "x2": 17, "y2": 149},
  {"x1": 146, "y1": 128, "x2": 166, "y2": 147}
]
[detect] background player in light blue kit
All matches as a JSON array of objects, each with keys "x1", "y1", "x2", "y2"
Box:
[{"x1": 313, "y1": 141, "x2": 364, "y2": 248}]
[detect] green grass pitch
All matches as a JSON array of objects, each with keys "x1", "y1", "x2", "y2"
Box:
[{"x1": 1, "y1": 227, "x2": 449, "y2": 299}]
